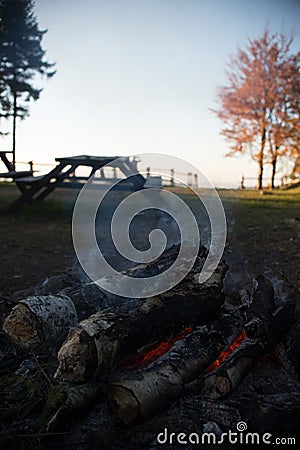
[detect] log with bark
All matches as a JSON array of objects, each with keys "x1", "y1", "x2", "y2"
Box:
[
  {"x1": 55, "y1": 259, "x2": 228, "y2": 382},
  {"x1": 2, "y1": 279, "x2": 115, "y2": 352},
  {"x1": 244, "y1": 274, "x2": 275, "y2": 338},
  {"x1": 107, "y1": 308, "x2": 245, "y2": 424},
  {"x1": 201, "y1": 300, "x2": 295, "y2": 400},
  {"x1": 2, "y1": 295, "x2": 78, "y2": 351}
]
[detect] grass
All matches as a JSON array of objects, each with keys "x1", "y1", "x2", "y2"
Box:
[
  {"x1": 220, "y1": 186, "x2": 300, "y2": 204},
  {"x1": 220, "y1": 187, "x2": 300, "y2": 306},
  {"x1": 167, "y1": 185, "x2": 299, "y2": 305}
]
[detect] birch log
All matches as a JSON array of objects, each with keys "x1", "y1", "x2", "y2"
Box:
[
  {"x1": 108, "y1": 308, "x2": 245, "y2": 424},
  {"x1": 2, "y1": 295, "x2": 78, "y2": 351},
  {"x1": 55, "y1": 260, "x2": 228, "y2": 382}
]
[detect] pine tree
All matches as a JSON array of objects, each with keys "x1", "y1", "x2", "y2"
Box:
[{"x1": 0, "y1": 0, "x2": 55, "y2": 168}]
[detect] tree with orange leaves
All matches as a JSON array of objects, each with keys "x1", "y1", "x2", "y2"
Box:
[{"x1": 213, "y1": 29, "x2": 300, "y2": 189}]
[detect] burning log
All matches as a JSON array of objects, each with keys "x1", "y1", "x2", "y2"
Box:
[
  {"x1": 2, "y1": 295, "x2": 78, "y2": 351},
  {"x1": 55, "y1": 256, "x2": 227, "y2": 381},
  {"x1": 198, "y1": 275, "x2": 277, "y2": 400},
  {"x1": 201, "y1": 338, "x2": 264, "y2": 400},
  {"x1": 201, "y1": 300, "x2": 295, "y2": 400},
  {"x1": 107, "y1": 308, "x2": 245, "y2": 424},
  {"x1": 55, "y1": 260, "x2": 228, "y2": 382}
]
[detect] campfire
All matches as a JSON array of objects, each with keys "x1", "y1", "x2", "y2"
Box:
[{"x1": 1, "y1": 244, "x2": 299, "y2": 446}]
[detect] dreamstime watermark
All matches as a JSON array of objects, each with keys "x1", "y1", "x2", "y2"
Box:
[
  {"x1": 156, "y1": 421, "x2": 296, "y2": 445},
  {"x1": 72, "y1": 153, "x2": 227, "y2": 298}
]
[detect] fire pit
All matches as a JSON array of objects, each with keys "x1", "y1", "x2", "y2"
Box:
[{"x1": 1, "y1": 243, "x2": 299, "y2": 449}]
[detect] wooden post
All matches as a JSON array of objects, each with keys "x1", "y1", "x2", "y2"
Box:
[
  {"x1": 170, "y1": 168, "x2": 174, "y2": 186},
  {"x1": 240, "y1": 175, "x2": 245, "y2": 189},
  {"x1": 12, "y1": 91, "x2": 17, "y2": 170}
]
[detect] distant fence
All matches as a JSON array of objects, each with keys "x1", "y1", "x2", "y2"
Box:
[
  {"x1": 240, "y1": 175, "x2": 288, "y2": 189},
  {"x1": 143, "y1": 167, "x2": 199, "y2": 188},
  {"x1": 3, "y1": 157, "x2": 293, "y2": 190},
  {"x1": 0, "y1": 159, "x2": 201, "y2": 189}
]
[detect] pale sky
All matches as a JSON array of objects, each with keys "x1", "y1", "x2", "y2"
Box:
[{"x1": 1, "y1": 0, "x2": 300, "y2": 187}]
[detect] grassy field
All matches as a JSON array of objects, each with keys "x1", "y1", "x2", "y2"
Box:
[
  {"x1": 0, "y1": 183, "x2": 299, "y2": 307},
  {"x1": 220, "y1": 187, "x2": 300, "y2": 309}
]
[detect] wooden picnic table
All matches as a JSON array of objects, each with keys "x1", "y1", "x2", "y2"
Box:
[{"x1": 8, "y1": 155, "x2": 146, "y2": 212}]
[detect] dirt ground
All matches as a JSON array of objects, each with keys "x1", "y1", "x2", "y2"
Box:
[
  {"x1": 0, "y1": 182, "x2": 299, "y2": 306},
  {"x1": 0, "y1": 184, "x2": 75, "y2": 298}
]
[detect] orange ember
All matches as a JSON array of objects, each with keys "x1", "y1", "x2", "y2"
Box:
[
  {"x1": 205, "y1": 330, "x2": 247, "y2": 373},
  {"x1": 124, "y1": 326, "x2": 193, "y2": 369}
]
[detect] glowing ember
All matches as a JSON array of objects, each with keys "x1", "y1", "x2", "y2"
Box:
[
  {"x1": 124, "y1": 326, "x2": 193, "y2": 369},
  {"x1": 205, "y1": 330, "x2": 247, "y2": 373},
  {"x1": 124, "y1": 328, "x2": 247, "y2": 372}
]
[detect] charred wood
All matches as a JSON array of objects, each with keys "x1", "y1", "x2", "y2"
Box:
[
  {"x1": 244, "y1": 275, "x2": 275, "y2": 339},
  {"x1": 108, "y1": 309, "x2": 245, "y2": 424},
  {"x1": 274, "y1": 318, "x2": 300, "y2": 381},
  {"x1": 43, "y1": 383, "x2": 100, "y2": 432},
  {"x1": 202, "y1": 300, "x2": 295, "y2": 400}
]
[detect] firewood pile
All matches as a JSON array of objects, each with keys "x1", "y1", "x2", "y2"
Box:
[{"x1": 0, "y1": 244, "x2": 299, "y2": 449}]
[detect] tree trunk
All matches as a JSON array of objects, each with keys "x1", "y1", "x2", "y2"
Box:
[
  {"x1": 12, "y1": 91, "x2": 17, "y2": 170},
  {"x1": 271, "y1": 152, "x2": 278, "y2": 189},
  {"x1": 55, "y1": 260, "x2": 228, "y2": 382},
  {"x1": 108, "y1": 308, "x2": 245, "y2": 424},
  {"x1": 257, "y1": 125, "x2": 266, "y2": 189}
]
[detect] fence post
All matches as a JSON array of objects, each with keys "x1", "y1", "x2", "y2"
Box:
[
  {"x1": 240, "y1": 175, "x2": 245, "y2": 189},
  {"x1": 170, "y1": 168, "x2": 174, "y2": 187}
]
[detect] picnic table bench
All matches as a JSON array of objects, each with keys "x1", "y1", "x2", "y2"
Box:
[
  {"x1": 0, "y1": 151, "x2": 33, "y2": 179},
  {"x1": 8, "y1": 155, "x2": 146, "y2": 212}
]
